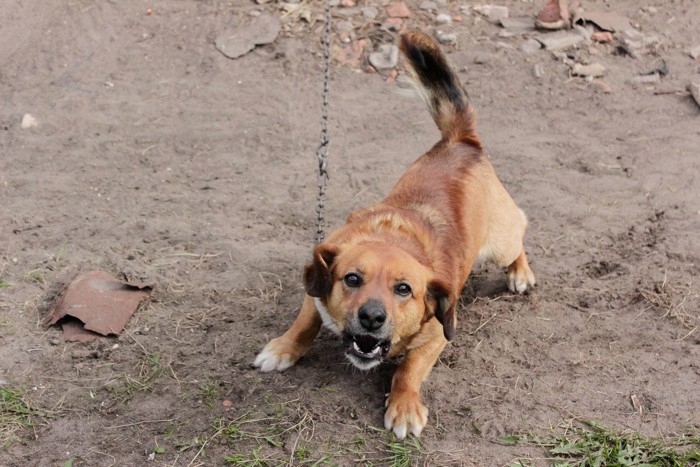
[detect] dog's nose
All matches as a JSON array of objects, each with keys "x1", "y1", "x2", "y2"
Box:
[{"x1": 358, "y1": 300, "x2": 386, "y2": 331}]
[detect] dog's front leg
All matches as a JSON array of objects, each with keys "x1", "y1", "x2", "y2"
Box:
[
  {"x1": 385, "y1": 322, "x2": 447, "y2": 439},
  {"x1": 253, "y1": 294, "x2": 321, "y2": 372}
]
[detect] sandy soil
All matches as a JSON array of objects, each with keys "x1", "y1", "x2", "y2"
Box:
[{"x1": 1, "y1": 0, "x2": 699, "y2": 465}]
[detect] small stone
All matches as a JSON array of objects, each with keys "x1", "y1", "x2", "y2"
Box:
[
  {"x1": 536, "y1": 31, "x2": 584, "y2": 50},
  {"x1": 362, "y1": 6, "x2": 379, "y2": 19},
  {"x1": 21, "y1": 113, "x2": 38, "y2": 129},
  {"x1": 336, "y1": 21, "x2": 354, "y2": 32},
  {"x1": 593, "y1": 81, "x2": 613, "y2": 94},
  {"x1": 571, "y1": 62, "x2": 606, "y2": 78},
  {"x1": 688, "y1": 82, "x2": 700, "y2": 108},
  {"x1": 499, "y1": 17, "x2": 535, "y2": 32},
  {"x1": 688, "y1": 44, "x2": 700, "y2": 60},
  {"x1": 629, "y1": 73, "x2": 661, "y2": 85},
  {"x1": 535, "y1": 0, "x2": 569, "y2": 30},
  {"x1": 386, "y1": 1, "x2": 411, "y2": 18},
  {"x1": 436, "y1": 31, "x2": 458, "y2": 45},
  {"x1": 591, "y1": 31, "x2": 613, "y2": 43},
  {"x1": 223, "y1": 399, "x2": 233, "y2": 409},
  {"x1": 641, "y1": 6, "x2": 657, "y2": 14},
  {"x1": 533, "y1": 63, "x2": 545, "y2": 78},
  {"x1": 369, "y1": 44, "x2": 399, "y2": 70},
  {"x1": 381, "y1": 17, "x2": 403, "y2": 32},
  {"x1": 473, "y1": 5, "x2": 508, "y2": 22},
  {"x1": 419, "y1": 0, "x2": 437, "y2": 11},
  {"x1": 521, "y1": 38, "x2": 542, "y2": 54},
  {"x1": 49, "y1": 339, "x2": 61, "y2": 346},
  {"x1": 340, "y1": 0, "x2": 355, "y2": 6},
  {"x1": 495, "y1": 41, "x2": 514, "y2": 50},
  {"x1": 435, "y1": 13, "x2": 452, "y2": 25},
  {"x1": 453, "y1": 15, "x2": 464, "y2": 22}
]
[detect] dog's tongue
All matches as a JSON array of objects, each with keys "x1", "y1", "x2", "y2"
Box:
[{"x1": 354, "y1": 334, "x2": 380, "y2": 353}]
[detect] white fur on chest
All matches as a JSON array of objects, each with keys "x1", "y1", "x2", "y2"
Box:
[{"x1": 314, "y1": 298, "x2": 340, "y2": 335}]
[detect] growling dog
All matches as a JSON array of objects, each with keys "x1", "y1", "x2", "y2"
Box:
[{"x1": 254, "y1": 31, "x2": 535, "y2": 439}]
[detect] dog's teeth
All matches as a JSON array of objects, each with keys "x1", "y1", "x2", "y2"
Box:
[
  {"x1": 353, "y1": 341, "x2": 361, "y2": 352},
  {"x1": 370, "y1": 346, "x2": 381, "y2": 356}
]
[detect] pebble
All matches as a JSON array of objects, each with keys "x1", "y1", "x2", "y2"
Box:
[
  {"x1": 687, "y1": 82, "x2": 700, "y2": 108},
  {"x1": 336, "y1": 20, "x2": 354, "y2": 32},
  {"x1": 362, "y1": 6, "x2": 379, "y2": 19},
  {"x1": 688, "y1": 44, "x2": 700, "y2": 60},
  {"x1": 571, "y1": 62, "x2": 606, "y2": 78},
  {"x1": 340, "y1": 0, "x2": 355, "y2": 6},
  {"x1": 369, "y1": 44, "x2": 399, "y2": 70},
  {"x1": 533, "y1": 63, "x2": 545, "y2": 78},
  {"x1": 629, "y1": 73, "x2": 661, "y2": 85},
  {"x1": 473, "y1": 5, "x2": 509, "y2": 22},
  {"x1": 386, "y1": 1, "x2": 411, "y2": 18},
  {"x1": 21, "y1": 113, "x2": 38, "y2": 129},
  {"x1": 436, "y1": 31, "x2": 458, "y2": 45},
  {"x1": 499, "y1": 17, "x2": 535, "y2": 32},
  {"x1": 536, "y1": 31, "x2": 584, "y2": 50},
  {"x1": 435, "y1": 13, "x2": 452, "y2": 25},
  {"x1": 591, "y1": 31, "x2": 613, "y2": 43},
  {"x1": 419, "y1": 0, "x2": 437, "y2": 11},
  {"x1": 520, "y1": 38, "x2": 542, "y2": 54}
]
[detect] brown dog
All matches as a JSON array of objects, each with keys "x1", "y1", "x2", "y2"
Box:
[{"x1": 254, "y1": 31, "x2": 535, "y2": 439}]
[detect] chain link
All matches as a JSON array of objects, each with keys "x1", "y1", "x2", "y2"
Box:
[{"x1": 314, "y1": 0, "x2": 332, "y2": 245}]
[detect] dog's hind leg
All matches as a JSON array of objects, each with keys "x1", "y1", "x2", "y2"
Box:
[{"x1": 253, "y1": 295, "x2": 321, "y2": 372}]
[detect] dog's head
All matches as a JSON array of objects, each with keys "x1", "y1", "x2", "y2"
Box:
[{"x1": 304, "y1": 241, "x2": 453, "y2": 370}]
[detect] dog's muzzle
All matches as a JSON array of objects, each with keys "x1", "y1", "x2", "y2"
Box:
[{"x1": 343, "y1": 300, "x2": 391, "y2": 370}]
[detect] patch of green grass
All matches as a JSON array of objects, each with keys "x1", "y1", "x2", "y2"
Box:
[
  {"x1": 0, "y1": 386, "x2": 42, "y2": 447},
  {"x1": 506, "y1": 420, "x2": 700, "y2": 467},
  {"x1": 0, "y1": 280, "x2": 11, "y2": 288},
  {"x1": 197, "y1": 380, "x2": 222, "y2": 409}
]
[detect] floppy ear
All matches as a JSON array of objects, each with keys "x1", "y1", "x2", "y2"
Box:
[
  {"x1": 303, "y1": 244, "x2": 339, "y2": 298},
  {"x1": 427, "y1": 279, "x2": 456, "y2": 341}
]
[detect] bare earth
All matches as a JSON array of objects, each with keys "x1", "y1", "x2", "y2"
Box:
[{"x1": 1, "y1": 0, "x2": 699, "y2": 465}]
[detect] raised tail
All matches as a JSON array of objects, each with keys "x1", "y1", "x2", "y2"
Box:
[{"x1": 399, "y1": 32, "x2": 481, "y2": 148}]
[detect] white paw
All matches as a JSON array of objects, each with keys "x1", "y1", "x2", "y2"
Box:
[
  {"x1": 253, "y1": 340, "x2": 299, "y2": 372},
  {"x1": 384, "y1": 392, "x2": 428, "y2": 440},
  {"x1": 508, "y1": 268, "x2": 536, "y2": 294}
]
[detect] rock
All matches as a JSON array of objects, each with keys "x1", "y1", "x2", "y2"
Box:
[
  {"x1": 336, "y1": 21, "x2": 354, "y2": 32},
  {"x1": 436, "y1": 13, "x2": 452, "y2": 25},
  {"x1": 386, "y1": 1, "x2": 411, "y2": 18},
  {"x1": 536, "y1": 31, "x2": 584, "y2": 50},
  {"x1": 521, "y1": 38, "x2": 542, "y2": 54},
  {"x1": 340, "y1": 0, "x2": 355, "y2": 6},
  {"x1": 499, "y1": 17, "x2": 535, "y2": 32},
  {"x1": 533, "y1": 63, "x2": 545, "y2": 78},
  {"x1": 688, "y1": 44, "x2": 700, "y2": 60},
  {"x1": 419, "y1": 0, "x2": 437, "y2": 11},
  {"x1": 571, "y1": 62, "x2": 605, "y2": 78},
  {"x1": 215, "y1": 13, "x2": 281, "y2": 59},
  {"x1": 574, "y1": 10, "x2": 631, "y2": 32},
  {"x1": 436, "y1": 31, "x2": 458, "y2": 45},
  {"x1": 629, "y1": 73, "x2": 661, "y2": 85},
  {"x1": 361, "y1": 6, "x2": 379, "y2": 19},
  {"x1": 591, "y1": 31, "x2": 613, "y2": 43},
  {"x1": 21, "y1": 113, "x2": 38, "y2": 129},
  {"x1": 473, "y1": 5, "x2": 508, "y2": 22},
  {"x1": 688, "y1": 83, "x2": 700, "y2": 108},
  {"x1": 369, "y1": 44, "x2": 399, "y2": 70},
  {"x1": 535, "y1": 0, "x2": 569, "y2": 30},
  {"x1": 642, "y1": 6, "x2": 657, "y2": 14}
]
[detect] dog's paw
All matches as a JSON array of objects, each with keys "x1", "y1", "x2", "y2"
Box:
[
  {"x1": 507, "y1": 263, "x2": 536, "y2": 294},
  {"x1": 253, "y1": 338, "x2": 301, "y2": 372},
  {"x1": 384, "y1": 390, "x2": 428, "y2": 440}
]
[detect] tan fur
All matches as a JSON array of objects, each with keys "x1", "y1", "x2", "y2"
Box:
[{"x1": 254, "y1": 31, "x2": 535, "y2": 439}]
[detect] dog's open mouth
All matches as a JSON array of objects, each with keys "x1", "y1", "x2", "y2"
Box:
[{"x1": 343, "y1": 333, "x2": 391, "y2": 370}]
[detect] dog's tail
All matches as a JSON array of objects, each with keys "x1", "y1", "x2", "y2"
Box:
[{"x1": 399, "y1": 32, "x2": 481, "y2": 148}]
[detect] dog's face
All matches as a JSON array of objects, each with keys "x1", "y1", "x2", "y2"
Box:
[{"x1": 304, "y1": 241, "x2": 450, "y2": 370}]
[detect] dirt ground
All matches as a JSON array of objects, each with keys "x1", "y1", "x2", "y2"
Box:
[{"x1": 1, "y1": 0, "x2": 699, "y2": 465}]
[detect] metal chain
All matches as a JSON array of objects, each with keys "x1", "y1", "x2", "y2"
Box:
[{"x1": 314, "y1": 0, "x2": 332, "y2": 245}]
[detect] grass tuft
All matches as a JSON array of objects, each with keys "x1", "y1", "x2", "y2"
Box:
[{"x1": 507, "y1": 420, "x2": 700, "y2": 467}]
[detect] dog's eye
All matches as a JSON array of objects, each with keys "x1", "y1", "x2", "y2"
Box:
[
  {"x1": 344, "y1": 273, "x2": 362, "y2": 288},
  {"x1": 395, "y1": 283, "x2": 412, "y2": 297}
]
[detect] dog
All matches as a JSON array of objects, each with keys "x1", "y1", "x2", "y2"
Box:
[{"x1": 254, "y1": 31, "x2": 535, "y2": 439}]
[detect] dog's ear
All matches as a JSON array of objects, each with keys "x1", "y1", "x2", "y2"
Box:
[
  {"x1": 427, "y1": 279, "x2": 455, "y2": 341},
  {"x1": 303, "y1": 243, "x2": 339, "y2": 298}
]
